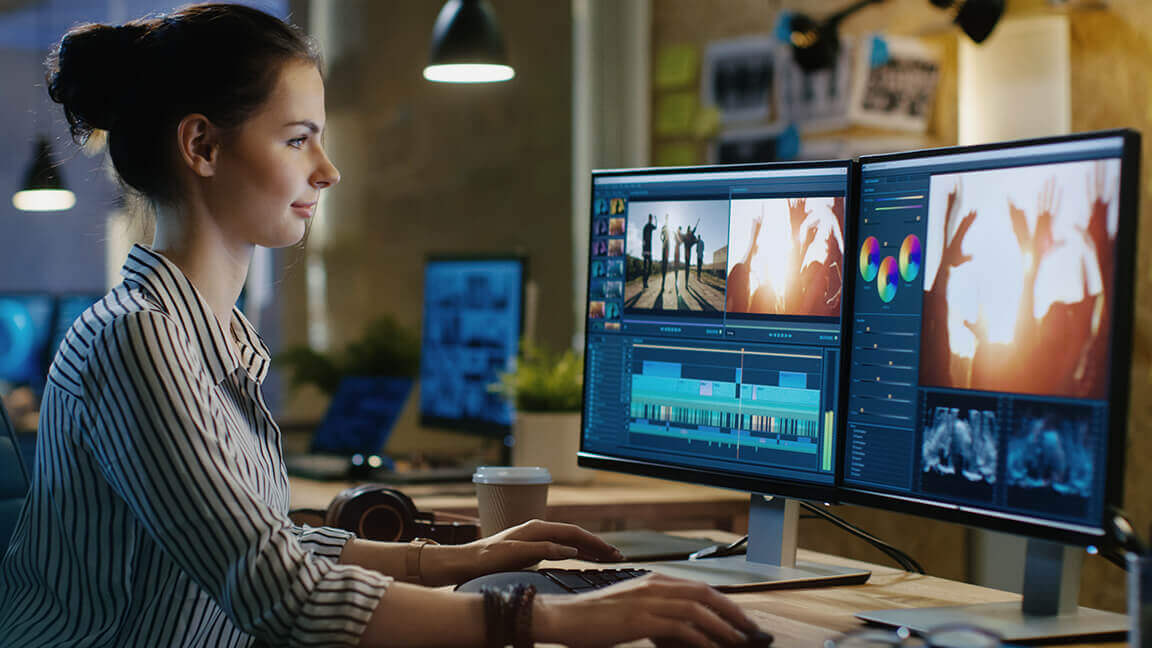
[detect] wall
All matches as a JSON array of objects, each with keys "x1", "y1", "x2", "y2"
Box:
[
  {"x1": 0, "y1": 48, "x2": 113, "y2": 295},
  {"x1": 279, "y1": 1, "x2": 573, "y2": 455}
]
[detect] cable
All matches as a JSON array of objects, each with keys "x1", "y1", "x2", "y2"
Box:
[{"x1": 801, "y1": 502, "x2": 926, "y2": 574}]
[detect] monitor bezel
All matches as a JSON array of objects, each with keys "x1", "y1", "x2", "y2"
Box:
[
  {"x1": 577, "y1": 159, "x2": 857, "y2": 504},
  {"x1": 417, "y1": 252, "x2": 528, "y2": 438},
  {"x1": 837, "y1": 129, "x2": 1140, "y2": 547}
]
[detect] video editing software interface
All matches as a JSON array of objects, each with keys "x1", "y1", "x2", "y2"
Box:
[
  {"x1": 845, "y1": 136, "x2": 1128, "y2": 535},
  {"x1": 583, "y1": 164, "x2": 849, "y2": 487},
  {"x1": 419, "y1": 257, "x2": 523, "y2": 434}
]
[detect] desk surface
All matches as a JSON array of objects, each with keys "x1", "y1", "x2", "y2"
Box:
[
  {"x1": 290, "y1": 473, "x2": 753, "y2": 532},
  {"x1": 596, "y1": 538, "x2": 1123, "y2": 648}
]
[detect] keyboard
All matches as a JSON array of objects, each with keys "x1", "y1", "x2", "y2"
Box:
[{"x1": 456, "y1": 568, "x2": 651, "y2": 594}]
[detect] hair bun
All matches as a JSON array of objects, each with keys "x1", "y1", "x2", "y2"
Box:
[{"x1": 47, "y1": 22, "x2": 148, "y2": 141}]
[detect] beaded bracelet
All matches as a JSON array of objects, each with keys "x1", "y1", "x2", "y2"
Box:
[{"x1": 481, "y1": 584, "x2": 537, "y2": 648}]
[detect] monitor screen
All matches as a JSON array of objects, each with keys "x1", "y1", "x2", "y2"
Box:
[
  {"x1": 0, "y1": 294, "x2": 56, "y2": 393},
  {"x1": 579, "y1": 162, "x2": 853, "y2": 499},
  {"x1": 842, "y1": 131, "x2": 1138, "y2": 544},
  {"x1": 50, "y1": 294, "x2": 102, "y2": 360},
  {"x1": 418, "y1": 256, "x2": 524, "y2": 435}
]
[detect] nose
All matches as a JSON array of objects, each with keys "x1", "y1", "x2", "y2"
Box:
[{"x1": 310, "y1": 148, "x2": 340, "y2": 189}]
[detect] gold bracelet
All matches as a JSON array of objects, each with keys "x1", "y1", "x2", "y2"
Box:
[{"x1": 406, "y1": 538, "x2": 438, "y2": 585}]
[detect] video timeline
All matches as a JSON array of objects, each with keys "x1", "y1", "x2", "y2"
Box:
[{"x1": 624, "y1": 342, "x2": 836, "y2": 473}]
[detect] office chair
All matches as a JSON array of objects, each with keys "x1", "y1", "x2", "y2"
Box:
[{"x1": 0, "y1": 396, "x2": 30, "y2": 555}]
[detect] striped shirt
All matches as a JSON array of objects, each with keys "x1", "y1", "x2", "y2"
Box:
[{"x1": 0, "y1": 245, "x2": 391, "y2": 647}]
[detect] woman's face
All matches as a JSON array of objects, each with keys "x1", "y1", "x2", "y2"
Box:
[{"x1": 205, "y1": 60, "x2": 339, "y2": 248}]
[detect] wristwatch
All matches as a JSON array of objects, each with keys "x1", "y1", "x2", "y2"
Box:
[{"x1": 406, "y1": 537, "x2": 438, "y2": 585}]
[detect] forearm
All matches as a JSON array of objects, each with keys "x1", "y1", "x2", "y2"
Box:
[
  {"x1": 358, "y1": 582, "x2": 485, "y2": 648},
  {"x1": 340, "y1": 538, "x2": 473, "y2": 587}
]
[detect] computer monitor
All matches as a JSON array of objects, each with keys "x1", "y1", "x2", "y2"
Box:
[
  {"x1": 418, "y1": 255, "x2": 525, "y2": 459},
  {"x1": 50, "y1": 294, "x2": 102, "y2": 360},
  {"x1": 0, "y1": 294, "x2": 56, "y2": 395},
  {"x1": 842, "y1": 130, "x2": 1138, "y2": 639},
  {"x1": 578, "y1": 161, "x2": 870, "y2": 588}
]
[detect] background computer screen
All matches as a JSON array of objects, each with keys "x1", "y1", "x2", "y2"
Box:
[
  {"x1": 579, "y1": 162, "x2": 852, "y2": 498},
  {"x1": 0, "y1": 294, "x2": 56, "y2": 393},
  {"x1": 418, "y1": 256, "x2": 524, "y2": 435},
  {"x1": 842, "y1": 131, "x2": 1138, "y2": 544}
]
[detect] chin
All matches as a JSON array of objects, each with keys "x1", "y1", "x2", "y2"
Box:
[{"x1": 264, "y1": 220, "x2": 310, "y2": 248}]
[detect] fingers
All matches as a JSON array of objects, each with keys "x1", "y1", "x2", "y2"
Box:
[
  {"x1": 615, "y1": 575, "x2": 756, "y2": 634},
  {"x1": 645, "y1": 615, "x2": 725, "y2": 648},
  {"x1": 507, "y1": 520, "x2": 624, "y2": 561}
]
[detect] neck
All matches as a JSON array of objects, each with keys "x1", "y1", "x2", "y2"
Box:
[{"x1": 152, "y1": 205, "x2": 252, "y2": 333}]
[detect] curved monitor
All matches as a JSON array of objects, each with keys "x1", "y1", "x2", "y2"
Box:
[
  {"x1": 840, "y1": 130, "x2": 1139, "y2": 547},
  {"x1": 578, "y1": 160, "x2": 855, "y2": 503}
]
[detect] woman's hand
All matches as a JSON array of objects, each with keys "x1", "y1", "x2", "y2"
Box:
[
  {"x1": 535, "y1": 572, "x2": 759, "y2": 647},
  {"x1": 422, "y1": 519, "x2": 624, "y2": 586}
]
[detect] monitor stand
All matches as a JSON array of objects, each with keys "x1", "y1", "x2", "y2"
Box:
[
  {"x1": 857, "y1": 538, "x2": 1127, "y2": 641},
  {"x1": 641, "y1": 493, "x2": 871, "y2": 591}
]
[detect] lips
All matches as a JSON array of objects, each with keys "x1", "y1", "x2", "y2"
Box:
[{"x1": 291, "y1": 201, "x2": 316, "y2": 218}]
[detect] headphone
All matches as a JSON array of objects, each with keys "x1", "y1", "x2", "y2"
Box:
[{"x1": 313, "y1": 485, "x2": 480, "y2": 545}]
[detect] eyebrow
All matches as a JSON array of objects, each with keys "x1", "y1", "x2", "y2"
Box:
[{"x1": 284, "y1": 120, "x2": 321, "y2": 133}]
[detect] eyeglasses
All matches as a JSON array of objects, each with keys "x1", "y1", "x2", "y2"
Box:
[{"x1": 825, "y1": 625, "x2": 1002, "y2": 648}]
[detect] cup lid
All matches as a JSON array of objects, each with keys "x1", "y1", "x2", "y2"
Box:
[{"x1": 472, "y1": 466, "x2": 552, "y2": 485}]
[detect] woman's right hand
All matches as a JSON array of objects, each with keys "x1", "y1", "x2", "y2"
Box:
[{"x1": 533, "y1": 573, "x2": 759, "y2": 647}]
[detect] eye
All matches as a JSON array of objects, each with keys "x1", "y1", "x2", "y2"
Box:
[{"x1": 288, "y1": 135, "x2": 308, "y2": 149}]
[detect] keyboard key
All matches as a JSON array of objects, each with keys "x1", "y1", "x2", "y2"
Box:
[{"x1": 542, "y1": 569, "x2": 598, "y2": 591}]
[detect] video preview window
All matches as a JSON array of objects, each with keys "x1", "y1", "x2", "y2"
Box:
[
  {"x1": 920, "y1": 160, "x2": 1119, "y2": 400},
  {"x1": 617, "y1": 196, "x2": 845, "y2": 318}
]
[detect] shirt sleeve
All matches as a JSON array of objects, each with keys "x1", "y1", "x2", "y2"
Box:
[
  {"x1": 289, "y1": 523, "x2": 356, "y2": 562},
  {"x1": 81, "y1": 310, "x2": 391, "y2": 647}
]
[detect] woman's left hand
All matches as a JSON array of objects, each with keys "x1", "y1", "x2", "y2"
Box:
[{"x1": 421, "y1": 519, "x2": 624, "y2": 586}]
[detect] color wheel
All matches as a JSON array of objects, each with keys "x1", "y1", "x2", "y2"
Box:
[
  {"x1": 899, "y1": 234, "x2": 922, "y2": 282},
  {"x1": 878, "y1": 256, "x2": 898, "y2": 303},
  {"x1": 859, "y1": 236, "x2": 880, "y2": 282}
]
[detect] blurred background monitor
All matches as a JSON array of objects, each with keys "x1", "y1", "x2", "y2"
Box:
[
  {"x1": 0, "y1": 294, "x2": 56, "y2": 395},
  {"x1": 843, "y1": 130, "x2": 1139, "y2": 640},
  {"x1": 418, "y1": 255, "x2": 525, "y2": 443},
  {"x1": 49, "y1": 294, "x2": 103, "y2": 361}
]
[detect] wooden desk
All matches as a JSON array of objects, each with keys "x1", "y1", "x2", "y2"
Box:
[
  {"x1": 713, "y1": 548, "x2": 1121, "y2": 648},
  {"x1": 289, "y1": 473, "x2": 752, "y2": 533},
  {"x1": 553, "y1": 533, "x2": 1123, "y2": 648}
]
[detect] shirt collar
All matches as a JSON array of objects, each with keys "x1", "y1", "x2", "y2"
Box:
[{"x1": 120, "y1": 244, "x2": 271, "y2": 385}]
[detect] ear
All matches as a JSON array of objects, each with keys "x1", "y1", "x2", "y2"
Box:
[{"x1": 175, "y1": 114, "x2": 221, "y2": 178}]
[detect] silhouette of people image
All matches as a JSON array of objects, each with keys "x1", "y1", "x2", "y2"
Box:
[
  {"x1": 641, "y1": 214, "x2": 656, "y2": 288},
  {"x1": 922, "y1": 165, "x2": 1114, "y2": 401},
  {"x1": 681, "y1": 222, "x2": 699, "y2": 286},
  {"x1": 660, "y1": 215, "x2": 670, "y2": 289},
  {"x1": 696, "y1": 236, "x2": 704, "y2": 279},
  {"x1": 726, "y1": 216, "x2": 762, "y2": 313},
  {"x1": 674, "y1": 226, "x2": 683, "y2": 291}
]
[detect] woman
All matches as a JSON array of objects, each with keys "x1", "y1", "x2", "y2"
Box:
[{"x1": 0, "y1": 4, "x2": 757, "y2": 647}]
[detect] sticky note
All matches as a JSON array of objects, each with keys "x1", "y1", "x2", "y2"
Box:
[
  {"x1": 655, "y1": 142, "x2": 698, "y2": 167},
  {"x1": 655, "y1": 44, "x2": 699, "y2": 90},
  {"x1": 656, "y1": 91, "x2": 697, "y2": 137}
]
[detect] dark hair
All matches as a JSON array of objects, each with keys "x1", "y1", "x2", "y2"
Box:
[{"x1": 46, "y1": 3, "x2": 320, "y2": 204}]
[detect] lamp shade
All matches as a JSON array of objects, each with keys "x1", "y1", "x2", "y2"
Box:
[
  {"x1": 12, "y1": 136, "x2": 75, "y2": 212},
  {"x1": 931, "y1": 0, "x2": 1005, "y2": 44},
  {"x1": 424, "y1": 0, "x2": 515, "y2": 83}
]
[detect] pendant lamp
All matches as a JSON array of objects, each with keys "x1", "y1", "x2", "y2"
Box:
[
  {"x1": 423, "y1": 0, "x2": 515, "y2": 83},
  {"x1": 12, "y1": 136, "x2": 75, "y2": 212}
]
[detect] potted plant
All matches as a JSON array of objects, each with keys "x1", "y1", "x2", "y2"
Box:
[{"x1": 499, "y1": 342, "x2": 593, "y2": 484}]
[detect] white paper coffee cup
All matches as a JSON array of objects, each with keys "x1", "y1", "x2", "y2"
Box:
[{"x1": 473, "y1": 466, "x2": 551, "y2": 536}]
